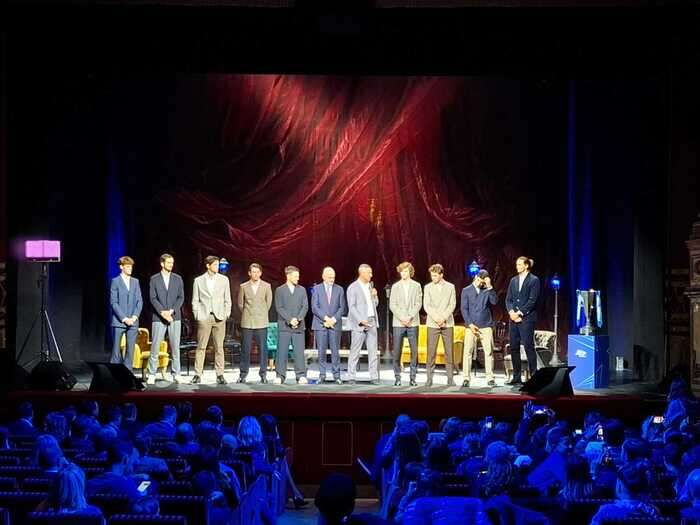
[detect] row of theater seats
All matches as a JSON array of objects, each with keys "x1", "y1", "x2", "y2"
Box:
[{"x1": 0, "y1": 436, "x2": 285, "y2": 525}]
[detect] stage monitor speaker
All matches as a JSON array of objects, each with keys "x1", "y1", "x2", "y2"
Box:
[
  {"x1": 87, "y1": 362, "x2": 145, "y2": 393},
  {"x1": 520, "y1": 366, "x2": 575, "y2": 397},
  {"x1": 26, "y1": 361, "x2": 77, "y2": 391}
]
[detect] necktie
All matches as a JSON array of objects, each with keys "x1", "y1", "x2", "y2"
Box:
[{"x1": 326, "y1": 286, "x2": 332, "y2": 303}]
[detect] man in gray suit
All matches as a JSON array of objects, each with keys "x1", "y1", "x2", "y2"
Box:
[
  {"x1": 389, "y1": 261, "x2": 422, "y2": 387},
  {"x1": 237, "y1": 262, "x2": 273, "y2": 384},
  {"x1": 147, "y1": 253, "x2": 185, "y2": 385},
  {"x1": 346, "y1": 264, "x2": 380, "y2": 384},
  {"x1": 110, "y1": 256, "x2": 143, "y2": 371},
  {"x1": 191, "y1": 255, "x2": 232, "y2": 385},
  {"x1": 423, "y1": 263, "x2": 457, "y2": 387},
  {"x1": 274, "y1": 266, "x2": 309, "y2": 384}
]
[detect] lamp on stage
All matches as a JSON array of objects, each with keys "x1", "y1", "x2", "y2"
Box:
[
  {"x1": 467, "y1": 260, "x2": 480, "y2": 279},
  {"x1": 549, "y1": 273, "x2": 562, "y2": 366},
  {"x1": 218, "y1": 257, "x2": 230, "y2": 274}
]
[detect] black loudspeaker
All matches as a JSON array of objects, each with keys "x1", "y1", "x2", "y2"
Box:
[
  {"x1": 26, "y1": 361, "x2": 77, "y2": 391},
  {"x1": 87, "y1": 362, "x2": 145, "y2": 393},
  {"x1": 520, "y1": 366, "x2": 575, "y2": 397}
]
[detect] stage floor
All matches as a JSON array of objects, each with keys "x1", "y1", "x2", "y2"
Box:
[{"x1": 64, "y1": 362, "x2": 655, "y2": 397}]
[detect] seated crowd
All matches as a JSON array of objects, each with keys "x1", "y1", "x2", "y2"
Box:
[
  {"x1": 0, "y1": 400, "x2": 306, "y2": 525},
  {"x1": 4, "y1": 377, "x2": 700, "y2": 524}
]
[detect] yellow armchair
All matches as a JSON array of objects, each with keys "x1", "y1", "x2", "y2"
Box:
[
  {"x1": 400, "y1": 325, "x2": 465, "y2": 367},
  {"x1": 120, "y1": 328, "x2": 170, "y2": 378}
]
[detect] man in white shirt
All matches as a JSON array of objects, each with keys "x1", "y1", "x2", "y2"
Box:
[{"x1": 346, "y1": 264, "x2": 380, "y2": 384}]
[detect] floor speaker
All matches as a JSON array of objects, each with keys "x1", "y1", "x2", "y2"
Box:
[
  {"x1": 87, "y1": 362, "x2": 145, "y2": 393},
  {"x1": 26, "y1": 361, "x2": 77, "y2": 391},
  {"x1": 520, "y1": 366, "x2": 575, "y2": 397}
]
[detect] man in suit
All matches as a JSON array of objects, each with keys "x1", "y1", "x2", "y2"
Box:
[
  {"x1": 274, "y1": 266, "x2": 309, "y2": 384},
  {"x1": 460, "y1": 269, "x2": 498, "y2": 388},
  {"x1": 505, "y1": 256, "x2": 541, "y2": 385},
  {"x1": 110, "y1": 256, "x2": 143, "y2": 371},
  {"x1": 423, "y1": 263, "x2": 456, "y2": 387},
  {"x1": 311, "y1": 267, "x2": 346, "y2": 384},
  {"x1": 389, "y1": 261, "x2": 422, "y2": 387},
  {"x1": 346, "y1": 264, "x2": 380, "y2": 384},
  {"x1": 237, "y1": 262, "x2": 273, "y2": 384},
  {"x1": 191, "y1": 255, "x2": 232, "y2": 385},
  {"x1": 147, "y1": 253, "x2": 185, "y2": 385}
]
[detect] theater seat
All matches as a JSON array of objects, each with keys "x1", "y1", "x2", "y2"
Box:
[
  {"x1": 27, "y1": 512, "x2": 105, "y2": 525},
  {"x1": 86, "y1": 494, "x2": 132, "y2": 518},
  {"x1": 158, "y1": 495, "x2": 208, "y2": 525},
  {"x1": 0, "y1": 491, "x2": 49, "y2": 523},
  {"x1": 108, "y1": 514, "x2": 187, "y2": 525}
]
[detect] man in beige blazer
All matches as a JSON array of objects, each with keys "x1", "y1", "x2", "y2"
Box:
[
  {"x1": 389, "y1": 261, "x2": 422, "y2": 387},
  {"x1": 237, "y1": 263, "x2": 273, "y2": 384},
  {"x1": 423, "y1": 263, "x2": 456, "y2": 387},
  {"x1": 191, "y1": 255, "x2": 232, "y2": 385}
]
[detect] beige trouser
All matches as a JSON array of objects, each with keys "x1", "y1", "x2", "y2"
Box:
[
  {"x1": 195, "y1": 314, "x2": 226, "y2": 377},
  {"x1": 463, "y1": 326, "x2": 494, "y2": 381}
]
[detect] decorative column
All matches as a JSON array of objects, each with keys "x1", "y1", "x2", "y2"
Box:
[{"x1": 685, "y1": 215, "x2": 700, "y2": 394}]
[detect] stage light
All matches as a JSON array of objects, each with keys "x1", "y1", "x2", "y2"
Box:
[
  {"x1": 550, "y1": 273, "x2": 561, "y2": 290},
  {"x1": 467, "y1": 260, "x2": 480, "y2": 278},
  {"x1": 218, "y1": 258, "x2": 230, "y2": 274},
  {"x1": 25, "y1": 240, "x2": 61, "y2": 262}
]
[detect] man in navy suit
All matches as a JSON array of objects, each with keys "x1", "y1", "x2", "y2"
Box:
[
  {"x1": 460, "y1": 269, "x2": 498, "y2": 388},
  {"x1": 311, "y1": 267, "x2": 347, "y2": 384},
  {"x1": 274, "y1": 266, "x2": 309, "y2": 384},
  {"x1": 147, "y1": 253, "x2": 185, "y2": 385},
  {"x1": 110, "y1": 256, "x2": 143, "y2": 371},
  {"x1": 505, "y1": 256, "x2": 541, "y2": 385}
]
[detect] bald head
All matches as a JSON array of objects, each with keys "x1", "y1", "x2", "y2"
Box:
[{"x1": 358, "y1": 264, "x2": 373, "y2": 283}]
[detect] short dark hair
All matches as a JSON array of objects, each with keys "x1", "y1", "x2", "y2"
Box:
[
  {"x1": 204, "y1": 255, "x2": 219, "y2": 267},
  {"x1": 285, "y1": 265, "x2": 299, "y2": 275},
  {"x1": 517, "y1": 256, "x2": 534, "y2": 269},
  {"x1": 249, "y1": 263, "x2": 262, "y2": 272},
  {"x1": 160, "y1": 253, "x2": 174, "y2": 264}
]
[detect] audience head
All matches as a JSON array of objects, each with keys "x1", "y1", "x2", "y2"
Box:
[
  {"x1": 43, "y1": 411, "x2": 69, "y2": 443},
  {"x1": 191, "y1": 446, "x2": 221, "y2": 474},
  {"x1": 131, "y1": 496, "x2": 160, "y2": 515},
  {"x1": 259, "y1": 414, "x2": 279, "y2": 438},
  {"x1": 616, "y1": 459, "x2": 654, "y2": 501},
  {"x1": 425, "y1": 436, "x2": 452, "y2": 472},
  {"x1": 603, "y1": 419, "x2": 626, "y2": 447},
  {"x1": 411, "y1": 420, "x2": 430, "y2": 445},
  {"x1": 161, "y1": 404, "x2": 177, "y2": 425},
  {"x1": 49, "y1": 464, "x2": 90, "y2": 512},
  {"x1": 238, "y1": 416, "x2": 263, "y2": 447},
  {"x1": 107, "y1": 440, "x2": 135, "y2": 474},
  {"x1": 315, "y1": 473, "x2": 356, "y2": 524},
  {"x1": 94, "y1": 426, "x2": 118, "y2": 453},
  {"x1": 106, "y1": 405, "x2": 122, "y2": 426},
  {"x1": 81, "y1": 400, "x2": 99, "y2": 418},
  {"x1": 134, "y1": 432, "x2": 153, "y2": 457},
  {"x1": 37, "y1": 443, "x2": 64, "y2": 471},
  {"x1": 546, "y1": 426, "x2": 572, "y2": 455},
  {"x1": 71, "y1": 415, "x2": 92, "y2": 439},
  {"x1": 395, "y1": 414, "x2": 411, "y2": 431},
  {"x1": 562, "y1": 454, "x2": 595, "y2": 500},
  {"x1": 685, "y1": 468, "x2": 700, "y2": 503},
  {"x1": 33, "y1": 434, "x2": 62, "y2": 467},
  {"x1": 443, "y1": 417, "x2": 462, "y2": 443},
  {"x1": 176, "y1": 401, "x2": 192, "y2": 423},
  {"x1": 204, "y1": 405, "x2": 224, "y2": 427},
  {"x1": 176, "y1": 423, "x2": 195, "y2": 444},
  {"x1": 17, "y1": 401, "x2": 34, "y2": 422},
  {"x1": 394, "y1": 429, "x2": 423, "y2": 467},
  {"x1": 122, "y1": 403, "x2": 138, "y2": 422},
  {"x1": 482, "y1": 440, "x2": 516, "y2": 497},
  {"x1": 622, "y1": 437, "x2": 651, "y2": 462},
  {"x1": 221, "y1": 434, "x2": 239, "y2": 458}
]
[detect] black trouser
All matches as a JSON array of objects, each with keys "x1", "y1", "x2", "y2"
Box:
[
  {"x1": 392, "y1": 326, "x2": 418, "y2": 379},
  {"x1": 276, "y1": 330, "x2": 306, "y2": 379},
  {"x1": 240, "y1": 327, "x2": 268, "y2": 379},
  {"x1": 509, "y1": 319, "x2": 537, "y2": 380}
]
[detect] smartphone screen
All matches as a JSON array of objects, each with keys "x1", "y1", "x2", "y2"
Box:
[
  {"x1": 574, "y1": 429, "x2": 583, "y2": 435},
  {"x1": 597, "y1": 427, "x2": 605, "y2": 440},
  {"x1": 137, "y1": 481, "x2": 151, "y2": 494},
  {"x1": 653, "y1": 416, "x2": 664, "y2": 424}
]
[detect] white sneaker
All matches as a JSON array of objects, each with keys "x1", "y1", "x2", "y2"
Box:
[
  {"x1": 298, "y1": 376, "x2": 308, "y2": 385},
  {"x1": 171, "y1": 374, "x2": 180, "y2": 384},
  {"x1": 273, "y1": 376, "x2": 283, "y2": 385},
  {"x1": 146, "y1": 375, "x2": 156, "y2": 386}
]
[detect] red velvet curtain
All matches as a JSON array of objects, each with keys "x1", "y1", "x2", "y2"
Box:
[{"x1": 166, "y1": 75, "x2": 514, "y2": 292}]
